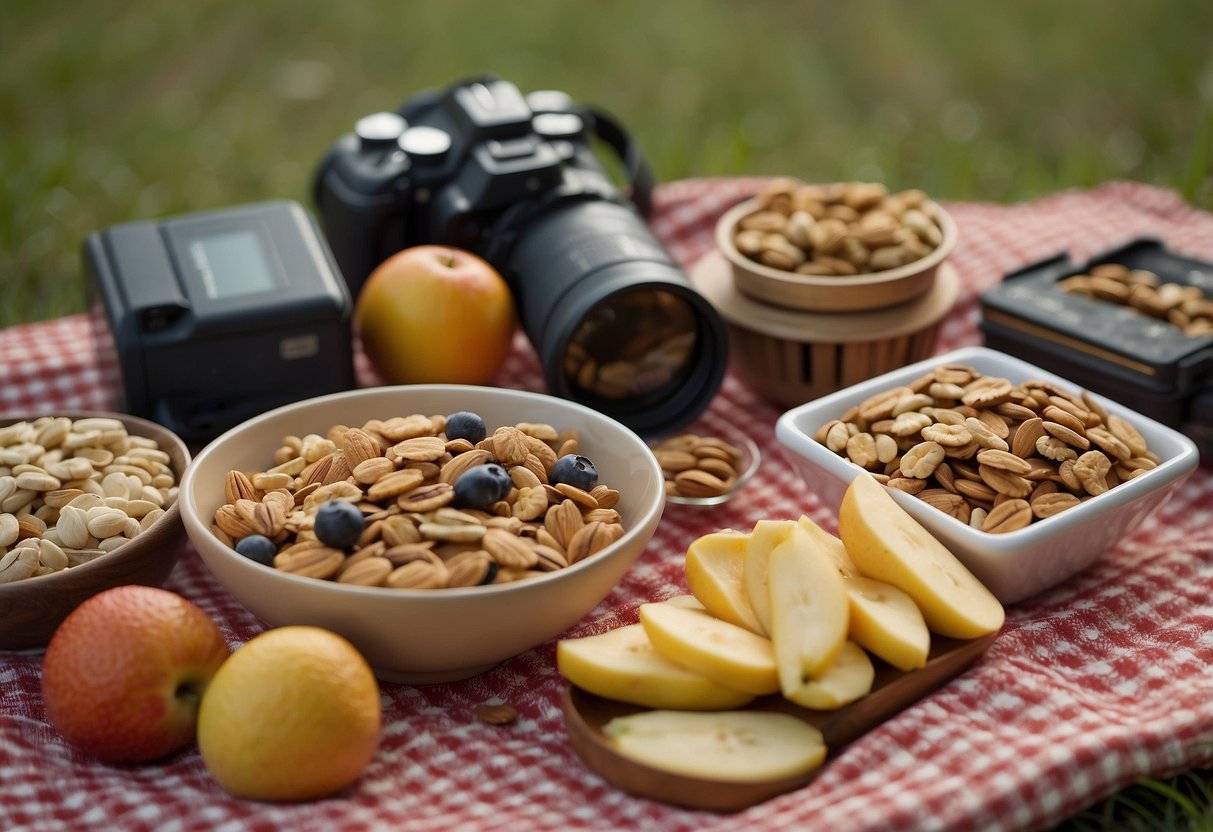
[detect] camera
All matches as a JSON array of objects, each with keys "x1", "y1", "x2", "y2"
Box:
[
  {"x1": 312, "y1": 75, "x2": 727, "y2": 435},
  {"x1": 980, "y1": 236, "x2": 1213, "y2": 458}
]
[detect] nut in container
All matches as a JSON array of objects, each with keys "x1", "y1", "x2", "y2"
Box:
[{"x1": 691, "y1": 178, "x2": 960, "y2": 409}]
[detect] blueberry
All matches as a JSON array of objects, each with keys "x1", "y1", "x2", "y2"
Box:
[
  {"x1": 453, "y1": 463, "x2": 512, "y2": 510},
  {"x1": 235, "y1": 534, "x2": 277, "y2": 566},
  {"x1": 550, "y1": 454, "x2": 598, "y2": 491},
  {"x1": 446, "y1": 411, "x2": 487, "y2": 445},
  {"x1": 314, "y1": 500, "x2": 364, "y2": 549}
]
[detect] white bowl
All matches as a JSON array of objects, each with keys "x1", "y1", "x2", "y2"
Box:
[
  {"x1": 775, "y1": 346, "x2": 1199, "y2": 603},
  {"x1": 179, "y1": 385, "x2": 665, "y2": 683}
]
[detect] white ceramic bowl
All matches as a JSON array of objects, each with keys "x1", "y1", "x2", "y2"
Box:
[
  {"x1": 775, "y1": 346, "x2": 1199, "y2": 604},
  {"x1": 179, "y1": 386, "x2": 665, "y2": 683}
]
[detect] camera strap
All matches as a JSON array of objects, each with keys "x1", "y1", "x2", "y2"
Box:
[{"x1": 583, "y1": 106, "x2": 656, "y2": 219}]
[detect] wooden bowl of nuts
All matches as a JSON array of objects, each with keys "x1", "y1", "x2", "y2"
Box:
[
  {"x1": 0, "y1": 412, "x2": 189, "y2": 651},
  {"x1": 716, "y1": 179, "x2": 958, "y2": 312},
  {"x1": 178, "y1": 385, "x2": 665, "y2": 684},
  {"x1": 775, "y1": 347, "x2": 1199, "y2": 604}
]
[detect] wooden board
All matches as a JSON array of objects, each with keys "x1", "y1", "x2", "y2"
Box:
[{"x1": 562, "y1": 630, "x2": 998, "y2": 812}]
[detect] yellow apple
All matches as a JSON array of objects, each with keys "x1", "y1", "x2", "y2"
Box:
[
  {"x1": 783, "y1": 640, "x2": 875, "y2": 710},
  {"x1": 638, "y1": 601, "x2": 780, "y2": 696},
  {"x1": 838, "y1": 473, "x2": 1005, "y2": 639},
  {"x1": 743, "y1": 519, "x2": 796, "y2": 634},
  {"x1": 684, "y1": 529, "x2": 765, "y2": 635},
  {"x1": 767, "y1": 523, "x2": 850, "y2": 692},
  {"x1": 197, "y1": 626, "x2": 381, "y2": 801},
  {"x1": 603, "y1": 710, "x2": 826, "y2": 782},
  {"x1": 844, "y1": 575, "x2": 931, "y2": 671},
  {"x1": 355, "y1": 245, "x2": 516, "y2": 385},
  {"x1": 556, "y1": 624, "x2": 754, "y2": 710},
  {"x1": 796, "y1": 514, "x2": 859, "y2": 577},
  {"x1": 795, "y1": 515, "x2": 931, "y2": 671}
]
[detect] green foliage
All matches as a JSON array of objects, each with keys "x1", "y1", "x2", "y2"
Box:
[
  {"x1": 1056, "y1": 768, "x2": 1213, "y2": 832},
  {"x1": 2, "y1": 0, "x2": 1212, "y2": 327}
]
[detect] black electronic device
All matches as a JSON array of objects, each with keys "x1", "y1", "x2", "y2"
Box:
[
  {"x1": 312, "y1": 75, "x2": 727, "y2": 436},
  {"x1": 979, "y1": 237, "x2": 1213, "y2": 458},
  {"x1": 85, "y1": 200, "x2": 355, "y2": 443}
]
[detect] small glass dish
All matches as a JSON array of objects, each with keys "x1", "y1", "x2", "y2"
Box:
[{"x1": 649, "y1": 422, "x2": 762, "y2": 507}]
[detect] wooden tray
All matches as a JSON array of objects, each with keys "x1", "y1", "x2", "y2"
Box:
[{"x1": 562, "y1": 631, "x2": 998, "y2": 812}]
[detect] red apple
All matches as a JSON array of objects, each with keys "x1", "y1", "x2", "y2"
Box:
[
  {"x1": 41, "y1": 585, "x2": 230, "y2": 763},
  {"x1": 355, "y1": 245, "x2": 516, "y2": 385}
]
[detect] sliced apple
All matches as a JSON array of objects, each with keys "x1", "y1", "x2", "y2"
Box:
[
  {"x1": 602, "y1": 710, "x2": 827, "y2": 782},
  {"x1": 638, "y1": 601, "x2": 779, "y2": 696},
  {"x1": 743, "y1": 519, "x2": 796, "y2": 634},
  {"x1": 556, "y1": 624, "x2": 754, "y2": 711},
  {"x1": 685, "y1": 529, "x2": 765, "y2": 635},
  {"x1": 838, "y1": 473, "x2": 1005, "y2": 639},
  {"x1": 783, "y1": 640, "x2": 875, "y2": 710},
  {"x1": 796, "y1": 515, "x2": 859, "y2": 577},
  {"x1": 768, "y1": 523, "x2": 850, "y2": 694},
  {"x1": 662, "y1": 594, "x2": 706, "y2": 611},
  {"x1": 844, "y1": 575, "x2": 931, "y2": 671}
]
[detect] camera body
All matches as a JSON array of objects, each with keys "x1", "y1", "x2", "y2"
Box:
[
  {"x1": 980, "y1": 237, "x2": 1213, "y2": 458},
  {"x1": 313, "y1": 76, "x2": 727, "y2": 435}
]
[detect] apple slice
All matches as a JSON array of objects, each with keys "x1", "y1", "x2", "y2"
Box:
[
  {"x1": 796, "y1": 515, "x2": 859, "y2": 577},
  {"x1": 796, "y1": 515, "x2": 931, "y2": 671},
  {"x1": 783, "y1": 640, "x2": 875, "y2": 710},
  {"x1": 768, "y1": 523, "x2": 850, "y2": 694},
  {"x1": 743, "y1": 519, "x2": 796, "y2": 634},
  {"x1": 663, "y1": 594, "x2": 706, "y2": 610},
  {"x1": 602, "y1": 710, "x2": 827, "y2": 782},
  {"x1": 556, "y1": 624, "x2": 754, "y2": 711},
  {"x1": 685, "y1": 529, "x2": 766, "y2": 635},
  {"x1": 838, "y1": 474, "x2": 1005, "y2": 639},
  {"x1": 638, "y1": 602, "x2": 779, "y2": 696},
  {"x1": 844, "y1": 575, "x2": 931, "y2": 671}
]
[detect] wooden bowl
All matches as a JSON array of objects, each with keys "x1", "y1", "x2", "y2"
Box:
[
  {"x1": 689, "y1": 252, "x2": 959, "y2": 409},
  {"x1": 0, "y1": 412, "x2": 190, "y2": 651},
  {"x1": 716, "y1": 196, "x2": 958, "y2": 312}
]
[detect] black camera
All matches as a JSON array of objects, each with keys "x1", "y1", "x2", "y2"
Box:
[{"x1": 312, "y1": 76, "x2": 727, "y2": 435}]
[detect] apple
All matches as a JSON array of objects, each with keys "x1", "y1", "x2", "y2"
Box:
[
  {"x1": 795, "y1": 515, "x2": 930, "y2": 671},
  {"x1": 355, "y1": 245, "x2": 516, "y2": 385},
  {"x1": 684, "y1": 529, "x2": 765, "y2": 635},
  {"x1": 638, "y1": 600, "x2": 780, "y2": 696},
  {"x1": 742, "y1": 519, "x2": 796, "y2": 634},
  {"x1": 767, "y1": 523, "x2": 850, "y2": 692},
  {"x1": 838, "y1": 473, "x2": 1005, "y2": 639},
  {"x1": 556, "y1": 623, "x2": 755, "y2": 711},
  {"x1": 782, "y1": 640, "x2": 875, "y2": 710},
  {"x1": 41, "y1": 585, "x2": 230, "y2": 763},
  {"x1": 603, "y1": 710, "x2": 826, "y2": 782}
]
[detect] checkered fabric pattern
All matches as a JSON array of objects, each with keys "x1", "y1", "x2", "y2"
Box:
[{"x1": 2, "y1": 180, "x2": 1211, "y2": 832}]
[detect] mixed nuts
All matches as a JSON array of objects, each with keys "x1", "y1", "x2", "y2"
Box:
[
  {"x1": 731, "y1": 178, "x2": 947, "y2": 277},
  {"x1": 814, "y1": 365, "x2": 1160, "y2": 533}
]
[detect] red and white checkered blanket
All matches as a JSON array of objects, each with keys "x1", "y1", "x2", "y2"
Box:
[{"x1": 2, "y1": 179, "x2": 1211, "y2": 832}]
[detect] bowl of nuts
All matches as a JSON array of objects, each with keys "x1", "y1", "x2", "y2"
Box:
[
  {"x1": 716, "y1": 178, "x2": 958, "y2": 312},
  {"x1": 649, "y1": 423, "x2": 761, "y2": 506},
  {"x1": 775, "y1": 346, "x2": 1199, "y2": 604},
  {"x1": 0, "y1": 412, "x2": 189, "y2": 651},
  {"x1": 178, "y1": 385, "x2": 665, "y2": 683}
]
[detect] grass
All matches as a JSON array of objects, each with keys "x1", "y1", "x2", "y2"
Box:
[{"x1": 2, "y1": 1, "x2": 1212, "y2": 827}]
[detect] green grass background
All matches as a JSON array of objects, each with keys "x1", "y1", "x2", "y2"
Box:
[{"x1": 2, "y1": 1, "x2": 1211, "y2": 827}]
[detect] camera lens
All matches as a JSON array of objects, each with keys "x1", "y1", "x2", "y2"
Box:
[
  {"x1": 564, "y1": 288, "x2": 696, "y2": 399},
  {"x1": 504, "y1": 200, "x2": 727, "y2": 435}
]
